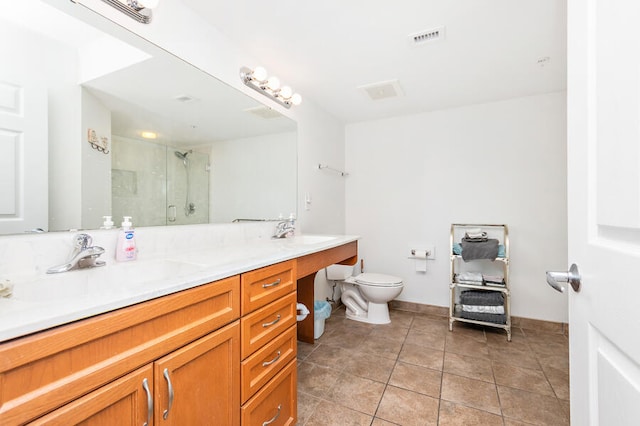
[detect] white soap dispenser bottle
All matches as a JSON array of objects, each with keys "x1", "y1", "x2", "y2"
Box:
[{"x1": 116, "y1": 216, "x2": 137, "y2": 261}]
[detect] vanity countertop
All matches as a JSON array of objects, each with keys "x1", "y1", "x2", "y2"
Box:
[{"x1": 0, "y1": 234, "x2": 358, "y2": 343}]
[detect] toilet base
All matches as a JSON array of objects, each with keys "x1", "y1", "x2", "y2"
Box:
[{"x1": 345, "y1": 301, "x2": 391, "y2": 325}]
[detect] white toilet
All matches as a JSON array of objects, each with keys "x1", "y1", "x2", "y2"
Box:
[{"x1": 326, "y1": 265, "x2": 404, "y2": 325}]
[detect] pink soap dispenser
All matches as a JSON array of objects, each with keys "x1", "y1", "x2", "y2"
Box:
[{"x1": 115, "y1": 216, "x2": 137, "y2": 262}]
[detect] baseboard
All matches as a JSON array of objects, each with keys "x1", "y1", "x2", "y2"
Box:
[{"x1": 389, "y1": 300, "x2": 569, "y2": 335}]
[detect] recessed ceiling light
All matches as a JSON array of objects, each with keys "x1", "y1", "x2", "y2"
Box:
[{"x1": 141, "y1": 131, "x2": 157, "y2": 139}]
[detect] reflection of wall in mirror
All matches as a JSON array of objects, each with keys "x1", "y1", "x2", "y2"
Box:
[{"x1": 210, "y1": 132, "x2": 297, "y2": 223}]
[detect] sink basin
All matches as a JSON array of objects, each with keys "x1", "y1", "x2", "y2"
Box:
[
  {"x1": 11, "y1": 259, "x2": 206, "y2": 303},
  {"x1": 284, "y1": 235, "x2": 338, "y2": 245}
]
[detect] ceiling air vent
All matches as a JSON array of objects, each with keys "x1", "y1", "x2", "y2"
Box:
[
  {"x1": 357, "y1": 79, "x2": 405, "y2": 101},
  {"x1": 409, "y1": 26, "x2": 446, "y2": 47},
  {"x1": 244, "y1": 106, "x2": 283, "y2": 119}
]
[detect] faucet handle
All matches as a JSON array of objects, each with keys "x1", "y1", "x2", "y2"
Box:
[{"x1": 73, "y1": 233, "x2": 92, "y2": 249}]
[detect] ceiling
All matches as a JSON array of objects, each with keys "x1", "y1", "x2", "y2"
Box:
[{"x1": 181, "y1": 0, "x2": 567, "y2": 124}]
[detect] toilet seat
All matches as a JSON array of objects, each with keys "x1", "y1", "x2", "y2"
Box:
[{"x1": 354, "y1": 273, "x2": 403, "y2": 287}]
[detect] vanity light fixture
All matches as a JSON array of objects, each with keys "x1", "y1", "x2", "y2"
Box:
[
  {"x1": 99, "y1": 0, "x2": 159, "y2": 24},
  {"x1": 240, "y1": 66, "x2": 302, "y2": 109}
]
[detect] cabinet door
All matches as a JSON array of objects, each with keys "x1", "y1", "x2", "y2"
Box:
[
  {"x1": 28, "y1": 365, "x2": 154, "y2": 426},
  {"x1": 154, "y1": 321, "x2": 240, "y2": 426}
]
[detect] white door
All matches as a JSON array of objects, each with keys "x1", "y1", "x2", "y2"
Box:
[
  {"x1": 0, "y1": 21, "x2": 48, "y2": 235},
  {"x1": 567, "y1": 0, "x2": 640, "y2": 424}
]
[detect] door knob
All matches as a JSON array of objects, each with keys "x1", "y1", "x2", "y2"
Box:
[{"x1": 546, "y1": 263, "x2": 581, "y2": 293}]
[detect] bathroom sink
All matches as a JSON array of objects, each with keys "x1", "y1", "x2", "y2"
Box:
[
  {"x1": 283, "y1": 235, "x2": 338, "y2": 245},
  {"x1": 11, "y1": 259, "x2": 206, "y2": 303}
]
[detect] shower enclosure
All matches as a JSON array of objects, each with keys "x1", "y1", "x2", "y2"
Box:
[{"x1": 111, "y1": 136, "x2": 210, "y2": 227}]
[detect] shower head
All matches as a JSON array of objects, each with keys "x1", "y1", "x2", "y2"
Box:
[{"x1": 174, "y1": 150, "x2": 192, "y2": 166}]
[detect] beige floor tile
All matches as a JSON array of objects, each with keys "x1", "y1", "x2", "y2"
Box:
[
  {"x1": 445, "y1": 333, "x2": 490, "y2": 358},
  {"x1": 388, "y1": 361, "x2": 442, "y2": 398},
  {"x1": 487, "y1": 345, "x2": 541, "y2": 370},
  {"x1": 503, "y1": 419, "x2": 538, "y2": 426},
  {"x1": 444, "y1": 352, "x2": 495, "y2": 383},
  {"x1": 371, "y1": 418, "x2": 399, "y2": 426},
  {"x1": 341, "y1": 350, "x2": 396, "y2": 383},
  {"x1": 493, "y1": 363, "x2": 555, "y2": 396},
  {"x1": 498, "y1": 386, "x2": 569, "y2": 425},
  {"x1": 441, "y1": 373, "x2": 501, "y2": 415},
  {"x1": 398, "y1": 343, "x2": 444, "y2": 370},
  {"x1": 449, "y1": 323, "x2": 487, "y2": 342},
  {"x1": 305, "y1": 343, "x2": 352, "y2": 369},
  {"x1": 360, "y1": 335, "x2": 404, "y2": 360},
  {"x1": 325, "y1": 374, "x2": 386, "y2": 416},
  {"x1": 388, "y1": 309, "x2": 416, "y2": 328},
  {"x1": 297, "y1": 341, "x2": 317, "y2": 361},
  {"x1": 318, "y1": 329, "x2": 368, "y2": 350},
  {"x1": 528, "y1": 340, "x2": 569, "y2": 357},
  {"x1": 537, "y1": 353, "x2": 570, "y2": 374},
  {"x1": 544, "y1": 365, "x2": 570, "y2": 400},
  {"x1": 368, "y1": 325, "x2": 410, "y2": 343},
  {"x1": 438, "y1": 400, "x2": 503, "y2": 426},
  {"x1": 522, "y1": 329, "x2": 569, "y2": 345},
  {"x1": 376, "y1": 385, "x2": 439, "y2": 426},
  {"x1": 411, "y1": 316, "x2": 449, "y2": 333},
  {"x1": 297, "y1": 361, "x2": 341, "y2": 398},
  {"x1": 405, "y1": 328, "x2": 446, "y2": 351},
  {"x1": 304, "y1": 399, "x2": 373, "y2": 426},
  {"x1": 296, "y1": 391, "x2": 321, "y2": 425}
]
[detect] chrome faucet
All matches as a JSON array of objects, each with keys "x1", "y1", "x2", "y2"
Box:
[
  {"x1": 273, "y1": 217, "x2": 295, "y2": 239},
  {"x1": 47, "y1": 233, "x2": 106, "y2": 274}
]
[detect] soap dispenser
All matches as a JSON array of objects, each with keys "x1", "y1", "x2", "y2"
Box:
[
  {"x1": 101, "y1": 216, "x2": 114, "y2": 230},
  {"x1": 116, "y1": 216, "x2": 137, "y2": 261}
]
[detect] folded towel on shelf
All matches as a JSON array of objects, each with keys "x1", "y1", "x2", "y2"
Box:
[
  {"x1": 464, "y1": 228, "x2": 483, "y2": 235},
  {"x1": 463, "y1": 232, "x2": 488, "y2": 241},
  {"x1": 461, "y1": 304, "x2": 505, "y2": 314},
  {"x1": 458, "y1": 272, "x2": 483, "y2": 283},
  {"x1": 461, "y1": 239, "x2": 499, "y2": 261},
  {"x1": 459, "y1": 311, "x2": 507, "y2": 324},
  {"x1": 459, "y1": 290, "x2": 504, "y2": 306},
  {"x1": 483, "y1": 274, "x2": 505, "y2": 284},
  {"x1": 453, "y1": 243, "x2": 506, "y2": 258}
]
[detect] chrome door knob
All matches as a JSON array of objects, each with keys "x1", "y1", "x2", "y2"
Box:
[{"x1": 546, "y1": 263, "x2": 581, "y2": 293}]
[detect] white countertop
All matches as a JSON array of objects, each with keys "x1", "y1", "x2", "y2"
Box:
[{"x1": 0, "y1": 234, "x2": 358, "y2": 343}]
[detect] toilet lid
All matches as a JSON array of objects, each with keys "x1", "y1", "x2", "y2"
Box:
[{"x1": 354, "y1": 273, "x2": 403, "y2": 287}]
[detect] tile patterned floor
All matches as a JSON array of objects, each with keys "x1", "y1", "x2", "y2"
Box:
[{"x1": 296, "y1": 308, "x2": 570, "y2": 426}]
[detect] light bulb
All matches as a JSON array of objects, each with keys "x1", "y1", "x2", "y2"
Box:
[
  {"x1": 142, "y1": 0, "x2": 159, "y2": 8},
  {"x1": 267, "y1": 76, "x2": 280, "y2": 91},
  {"x1": 290, "y1": 93, "x2": 302, "y2": 106},
  {"x1": 252, "y1": 66, "x2": 268, "y2": 82},
  {"x1": 279, "y1": 86, "x2": 293, "y2": 99}
]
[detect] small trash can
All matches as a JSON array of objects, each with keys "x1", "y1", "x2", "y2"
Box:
[{"x1": 314, "y1": 300, "x2": 332, "y2": 339}]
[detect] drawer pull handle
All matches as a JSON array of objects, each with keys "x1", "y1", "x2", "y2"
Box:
[
  {"x1": 262, "y1": 350, "x2": 282, "y2": 367},
  {"x1": 262, "y1": 314, "x2": 281, "y2": 328},
  {"x1": 262, "y1": 404, "x2": 282, "y2": 426},
  {"x1": 163, "y1": 368, "x2": 174, "y2": 420},
  {"x1": 142, "y1": 378, "x2": 153, "y2": 426},
  {"x1": 262, "y1": 278, "x2": 282, "y2": 288}
]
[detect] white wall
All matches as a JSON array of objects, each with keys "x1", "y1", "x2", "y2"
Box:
[{"x1": 345, "y1": 92, "x2": 568, "y2": 323}]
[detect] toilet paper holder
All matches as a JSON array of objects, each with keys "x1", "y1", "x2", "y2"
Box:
[{"x1": 410, "y1": 249, "x2": 431, "y2": 258}]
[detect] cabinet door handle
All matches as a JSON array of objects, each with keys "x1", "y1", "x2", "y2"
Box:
[
  {"x1": 142, "y1": 378, "x2": 153, "y2": 426},
  {"x1": 162, "y1": 368, "x2": 174, "y2": 420},
  {"x1": 262, "y1": 314, "x2": 281, "y2": 328},
  {"x1": 262, "y1": 404, "x2": 282, "y2": 426},
  {"x1": 262, "y1": 350, "x2": 281, "y2": 367},
  {"x1": 262, "y1": 278, "x2": 281, "y2": 288}
]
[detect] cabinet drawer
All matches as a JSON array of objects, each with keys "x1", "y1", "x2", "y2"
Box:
[
  {"x1": 241, "y1": 260, "x2": 296, "y2": 315},
  {"x1": 241, "y1": 292, "x2": 297, "y2": 359},
  {"x1": 241, "y1": 324, "x2": 297, "y2": 403},
  {"x1": 0, "y1": 276, "x2": 240, "y2": 426},
  {"x1": 241, "y1": 359, "x2": 297, "y2": 426}
]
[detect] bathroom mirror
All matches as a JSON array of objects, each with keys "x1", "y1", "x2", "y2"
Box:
[{"x1": 0, "y1": 1, "x2": 297, "y2": 236}]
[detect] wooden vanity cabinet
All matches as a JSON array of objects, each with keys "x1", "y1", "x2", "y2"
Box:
[{"x1": 0, "y1": 276, "x2": 240, "y2": 425}]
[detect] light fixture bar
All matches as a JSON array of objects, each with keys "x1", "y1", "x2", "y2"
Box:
[
  {"x1": 240, "y1": 66, "x2": 302, "y2": 109},
  {"x1": 99, "y1": 0, "x2": 153, "y2": 24}
]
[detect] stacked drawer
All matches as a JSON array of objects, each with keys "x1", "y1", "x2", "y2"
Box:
[{"x1": 240, "y1": 260, "x2": 298, "y2": 425}]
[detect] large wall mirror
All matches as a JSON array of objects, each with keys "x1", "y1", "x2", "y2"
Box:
[{"x1": 0, "y1": 1, "x2": 297, "y2": 236}]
